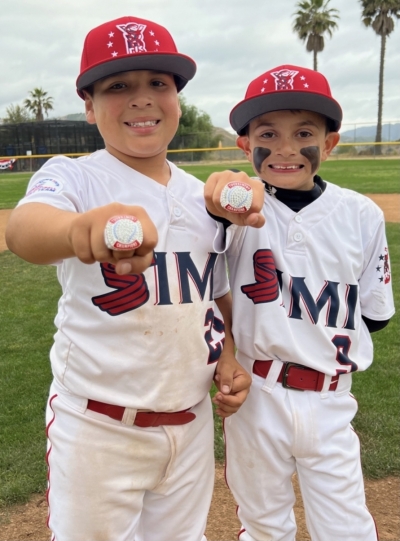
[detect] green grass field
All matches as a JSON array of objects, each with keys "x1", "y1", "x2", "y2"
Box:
[
  {"x1": 0, "y1": 160, "x2": 399, "y2": 507},
  {"x1": 0, "y1": 158, "x2": 399, "y2": 209},
  {"x1": 181, "y1": 158, "x2": 400, "y2": 193}
]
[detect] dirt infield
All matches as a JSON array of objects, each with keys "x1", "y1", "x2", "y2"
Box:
[
  {"x1": 0, "y1": 195, "x2": 399, "y2": 540},
  {"x1": 0, "y1": 194, "x2": 398, "y2": 253},
  {"x1": 0, "y1": 466, "x2": 399, "y2": 540}
]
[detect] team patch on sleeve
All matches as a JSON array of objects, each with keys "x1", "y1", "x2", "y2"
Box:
[
  {"x1": 26, "y1": 178, "x2": 63, "y2": 196},
  {"x1": 376, "y1": 247, "x2": 391, "y2": 284}
]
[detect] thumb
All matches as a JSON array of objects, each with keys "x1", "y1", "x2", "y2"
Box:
[
  {"x1": 244, "y1": 212, "x2": 266, "y2": 228},
  {"x1": 215, "y1": 369, "x2": 233, "y2": 395}
]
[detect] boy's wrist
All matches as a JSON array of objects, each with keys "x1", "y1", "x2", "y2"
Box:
[{"x1": 206, "y1": 208, "x2": 233, "y2": 227}]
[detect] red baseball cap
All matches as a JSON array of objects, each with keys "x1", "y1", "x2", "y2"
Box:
[
  {"x1": 230, "y1": 65, "x2": 342, "y2": 134},
  {"x1": 76, "y1": 16, "x2": 196, "y2": 98}
]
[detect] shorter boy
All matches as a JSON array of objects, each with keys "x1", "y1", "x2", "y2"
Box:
[{"x1": 205, "y1": 65, "x2": 395, "y2": 540}]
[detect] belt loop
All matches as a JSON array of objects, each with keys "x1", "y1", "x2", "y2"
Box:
[
  {"x1": 335, "y1": 373, "x2": 352, "y2": 395},
  {"x1": 320, "y1": 375, "x2": 332, "y2": 399},
  {"x1": 121, "y1": 407, "x2": 138, "y2": 426},
  {"x1": 261, "y1": 360, "x2": 284, "y2": 394}
]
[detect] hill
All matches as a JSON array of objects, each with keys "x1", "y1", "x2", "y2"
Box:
[
  {"x1": 340, "y1": 123, "x2": 400, "y2": 143},
  {"x1": 212, "y1": 127, "x2": 237, "y2": 147},
  {"x1": 59, "y1": 113, "x2": 86, "y2": 121}
]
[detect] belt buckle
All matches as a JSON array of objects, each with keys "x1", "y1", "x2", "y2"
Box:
[{"x1": 282, "y1": 362, "x2": 305, "y2": 391}]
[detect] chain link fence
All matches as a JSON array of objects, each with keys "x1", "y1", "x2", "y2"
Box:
[{"x1": 0, "y1": 120, "x2": 399, "y2": 171}]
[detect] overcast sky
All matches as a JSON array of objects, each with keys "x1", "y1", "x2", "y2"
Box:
[{"x1": 1, "y1": 0, "x2": 399, "y2": 133}]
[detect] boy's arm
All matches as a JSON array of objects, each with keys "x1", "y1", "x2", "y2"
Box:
[
  {"x1": 5, "y1": 202, "x2": 158, "y2": 275},
  {"x1": 212, "y1": 292, "x2": 252, "y2": 417},
  {"x1": 204, "y1": 170, "x2": 265, "y2": 228}
]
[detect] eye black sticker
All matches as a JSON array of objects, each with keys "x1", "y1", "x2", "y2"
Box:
[
  {"x1": 253, "y1": 147, "x2": 271, "y2": 174},
  {"x1": 300, "y1": 146, "x2": 320, "y2": 174}
]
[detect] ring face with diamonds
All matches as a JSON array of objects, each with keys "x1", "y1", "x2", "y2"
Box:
[
  {"x1": 220, "y1": 182, "x2": 253, "y2": 213},
  {"x1": 104, "y1": 215, "x2": 143, "y2": 251}
]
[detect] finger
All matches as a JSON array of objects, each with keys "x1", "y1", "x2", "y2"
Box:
[
  {"x1": 214, "y1": 365, "x2": 235, "y2": 395},
  {"x1": 70, "y1": 222, "x2": 97, "y2": 264},
  {"x1": 214, "y1": 387, "x2": 249, "y2": 408},
  {"x1": 212, "y1": 394, "x2": 246, "y2": 417},
  {"x1": 230, "y1": 371, "x2": 253, "y2": 394},
  {"x1": 114, "y1": 250, "x2": 154, "y2": 275},
  {"x1": 204, "y1": 173, "x2": 220, "y2": 202}
]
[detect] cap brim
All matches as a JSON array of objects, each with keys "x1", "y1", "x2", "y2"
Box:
[
  {"x1": 77, "y1": 52, "x2": 196, "y2": 96},
  {"x1": 230, "y1": 92, "x2": 342, "y2": 134}
]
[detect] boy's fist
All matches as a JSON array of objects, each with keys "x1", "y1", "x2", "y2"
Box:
[
  {"x1": 204, "y1": 170, "x2": 265, "y2": 228},
  {"x1": 68, "y1": 203, "x2": 158, "y2": 275}
]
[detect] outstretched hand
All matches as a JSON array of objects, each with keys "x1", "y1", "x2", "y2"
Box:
[
  {"x1": 212, "y1": 353, "x2": 252, "y2": 418},
  {"x1": 204, "y1": 170, "x2": 265, "y2": 228},
  {"x1": 67, "y1": 202, "x2": 158, "y2": 275}
]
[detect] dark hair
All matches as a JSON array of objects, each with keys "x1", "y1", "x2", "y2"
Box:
[
  {"x1": 240, "y1": 109, "x2": 337, "y2": 136},
  {"x1": 82, "y1": 84, "x2": 94, "y2": 97},
  {"x1": 80, "y1": 74, "x2": 181, "y2": 98}
]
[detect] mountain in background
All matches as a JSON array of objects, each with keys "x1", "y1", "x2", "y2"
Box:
[
  {"x1": 339, "y1": 123, "x2": 400, "y2": 143},
  {"x1": 60, "y1": 113, "x2": 86, "y2": 121},
  {"x1": 212, "y1": 127, "x2": 237, "y2": 146},
  {"x1": 211, "y1": 125, "x2": 400, "y2": 145}
]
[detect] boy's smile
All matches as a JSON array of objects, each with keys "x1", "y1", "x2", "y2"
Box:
[
  {"x1": 84, "y1": 70, "x2": 181, "y2": 179},
  {"x1": 237, "y1": 110, "x2": 339, "y2": 191}
]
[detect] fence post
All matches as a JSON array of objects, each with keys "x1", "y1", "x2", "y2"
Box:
[{"x1": 26, "y1": 150, "x2": 32, "y2": 172}]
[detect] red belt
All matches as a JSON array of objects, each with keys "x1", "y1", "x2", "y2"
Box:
[
  {"x1": 253, "y1": 360, "x2": 339, "y2": 392},
  {"x1": 87, "y1": 400, "x2": 196, "y2": 427}
]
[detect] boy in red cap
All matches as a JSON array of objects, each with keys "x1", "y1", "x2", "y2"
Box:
[
  {"x1": 204, "y1": 65, "x2": 394, "y2": 540},
  {"x1": 6, "y1": 17, "x2": 251, "y2": 541}
]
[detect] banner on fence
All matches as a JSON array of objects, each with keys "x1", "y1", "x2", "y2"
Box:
[{"x1": 0, "y1": 158, "x2": 16, "y2": 170}]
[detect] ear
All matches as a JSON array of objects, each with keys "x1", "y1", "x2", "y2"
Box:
[
  {"x1": 177, "y1": 98, "x2": 182, "y2": 119},
  {"x1": 236, "y1": 135, "x2": 252, "y2": 162},
  {"x1": 321, "y1": 132, "x2": 340, "y2": 161},
  {"x1": 83, "y1": 91, "x2": 96, "y2": 125}
]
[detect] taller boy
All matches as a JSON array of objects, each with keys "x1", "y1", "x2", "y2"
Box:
[{"x1": 6, "y1": 17, "x2": 251, "y2": 541}]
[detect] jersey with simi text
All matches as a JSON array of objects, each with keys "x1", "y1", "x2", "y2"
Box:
[
  {"x1": 19, "y1": 150, "x2": 229, "y2": 410},
  {"x1": 215, "y1": 181, "x2": 395, "y2": 376}
]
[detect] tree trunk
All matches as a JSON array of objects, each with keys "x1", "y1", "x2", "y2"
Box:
[
  {"x1": 36, "y1": 105, "x2": 44, "y2": 123},
  {"x1": 313, "y1": 49, "x2": 318, "y2": 71},
  {"x1": 375, "y1": 32, "x2": 386, "y2": 154}
]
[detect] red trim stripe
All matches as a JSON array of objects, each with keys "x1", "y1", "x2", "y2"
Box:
[{"x1": 45, "y1": 394, "x2": 57, "y2": 535}]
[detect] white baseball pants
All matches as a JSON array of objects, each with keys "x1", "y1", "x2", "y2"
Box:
[
  {"x1": 224, "y1": 372, "x2": 378, "y2": 541},
  {"x1": 46, "y1": 379, "x2": 213, "y2": 541}
]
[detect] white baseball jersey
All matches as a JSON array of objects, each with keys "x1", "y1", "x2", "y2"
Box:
[
  {"x1": 19, "y1": 150, "x2": 229, "y2": 411},
  {"x1": 220, "y1": 181, "x2": 394, "y2": 541},
  {"x1": 215, "y1": 181, "x2": 395, "y2": 376}
]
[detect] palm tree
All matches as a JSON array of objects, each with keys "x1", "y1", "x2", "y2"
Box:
[
  {"x1": 293, "y1": 0, "x2": 340, "y2": 71},
  {"x1": 24, "y1": 88, "x2": 54, "y2": 122},
  {"x1": 360, "y1": 0, "x2": 400, "y2": 149}
]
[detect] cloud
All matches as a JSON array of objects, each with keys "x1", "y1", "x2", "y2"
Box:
[{"x1": 0, "y1": 0, "x2": 399, "y2": 130}]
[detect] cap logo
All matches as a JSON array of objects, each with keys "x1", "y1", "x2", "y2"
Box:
[
  {"x1": 116, "y1": 22, "x2": 147, "y2": 54},
  {"x1": 271, "y1": 69, "x2": 299, "y2": 90}
]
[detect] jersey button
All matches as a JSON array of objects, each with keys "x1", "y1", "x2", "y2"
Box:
[
  {"x1": 294, "y1": 232, "x2": 303, "y2": 242},
  {"x1": 295, "y1": 215, "x2": 303, "y2": 223},
  {"x1": 174, "y1": 207, "x2": 182, "y2": 217}
]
